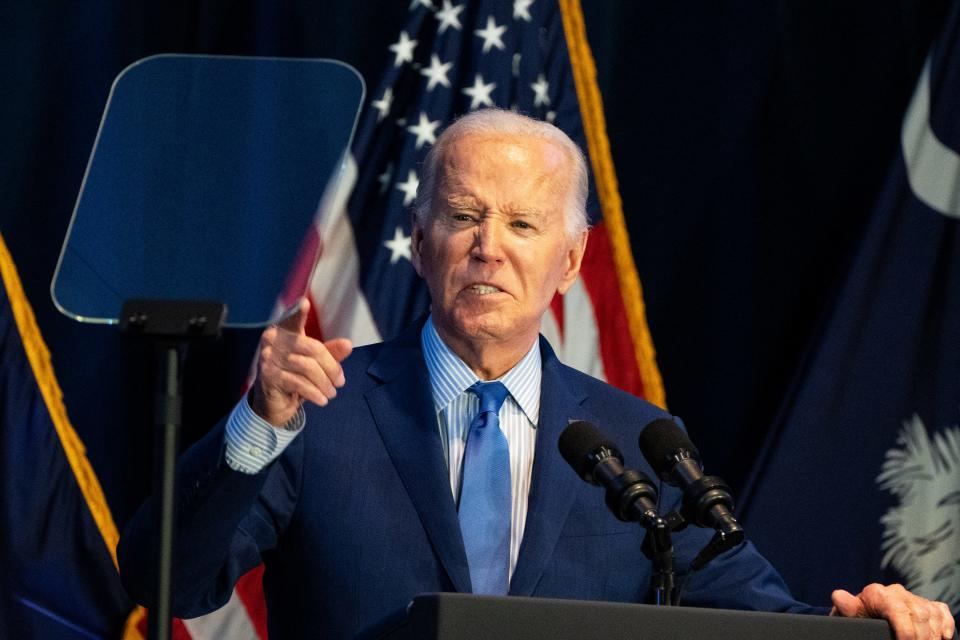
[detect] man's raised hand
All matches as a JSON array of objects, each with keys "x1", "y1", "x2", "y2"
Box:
[{"x1": 251, "y1": 298, "x2": 352, "y2": 427}]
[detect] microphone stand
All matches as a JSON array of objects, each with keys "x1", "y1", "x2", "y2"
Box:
[
  {"x1": 641, "y1": 515, "x2": 675, "y2": 605},
  {"x1": 654, "y1": 508, "x2": 745, "y2": 607},
  {"x1": 639, "y1": 509, "x2": 687, "y2": 606},
  {"x1": 596, "y1": 465, "x2": 678, "y2": 606}
]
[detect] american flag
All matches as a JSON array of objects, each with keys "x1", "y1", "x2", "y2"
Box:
[
  {"x1": 302, "y1": 0, "x2": 664, "y2": 398},
  {"x1": 126, "y1": 0, "x2": 664, "y2": 636}
]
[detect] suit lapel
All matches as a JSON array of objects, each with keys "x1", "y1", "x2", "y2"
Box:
[
  {"x1": 509, "y1": 339, "x2": 589, "y2": 596},
  {"x1": 364, "y1": 326, "x2": 472, "y2": 594}
]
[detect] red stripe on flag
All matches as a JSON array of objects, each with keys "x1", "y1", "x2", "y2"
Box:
[
  {"x1": 136, "y1": 611, "x2": 147, "y2": 637},
  {"x1": 235, "y1": 565, "x2": 269, "y2": 640},
  {"x1": 172, "y1": 618, "x2": 193, "y2": 640},
  {"x1": 282, "y1": 225, "x2": 322, "y2": 310},
  {"x1": 578, "y1": 221, "x2": 645, "y2": 398},
  {"x1": 135, "y1": 612, "x2": 195, "y2": 639},
  {"x1": 549, "y1": 290, "x2": 565, "y2": 338},
  {"x1": 305, "y1": 291, "x2": 324, "y2": 341}
]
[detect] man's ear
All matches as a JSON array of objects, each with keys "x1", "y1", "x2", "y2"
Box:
[
  {"x1": 410, "y1": 214, "x2": 425, "y2": 277},
  {"x1": 556, "y1": 229, "x2": 588, "y2": 295}
]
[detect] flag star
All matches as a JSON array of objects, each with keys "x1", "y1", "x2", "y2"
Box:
[
  {"x1": 396, "y1": 170, "x2": 419, "y2": 206},
  {"x1": 462, "y1": 73, "x2": 496, "y2": 110},
  {"x1": 474, "y1": 15, "x2": 507, "y2": 53},
  {"x1": 383, "y1": 227, "x2": 413, "y2": 264},
  {"x1": 435, "y1": 0, "x2": 465, "y2": 33},
  {"x1": 546, "y1": 110, "x2": 557, "y2": 123},
  {"x1": 407, "y1": 111, "x2": 441, "y2": 149},
  {"x1": 389, "y1": 31, "x2": 418, "y2": 67},
  {"x1": 420, "y1": 54, "x2": 453, "y2": 91},
  {"x1": 531, "y1": 73, "x2": 551, "y2": 107},
  {"x1": 371, "y1": 88, "x2": 393, "y2": 122},
  {"x1": 377, "y1": 163, "x2": 394, "y2": 194},
  {"x1": 513, "y1": 0, "x2": 534, "y2": 21},
  {"x1": 409, "y1": 0, "x2": 434, "y2": 10},
  {"x1": 396, "y1": 117, "x2": 408, "y2": 127}
]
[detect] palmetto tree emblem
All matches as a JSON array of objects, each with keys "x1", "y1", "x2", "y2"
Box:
[{"x1": 877, "y1": 414, "x2": 960, "y2": 614}]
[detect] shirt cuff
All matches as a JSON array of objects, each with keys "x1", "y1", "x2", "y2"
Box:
[{"x1": 224, "y1": 397, "x2": 305, "y2": 474}]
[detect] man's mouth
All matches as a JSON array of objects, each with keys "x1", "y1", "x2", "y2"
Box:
[{"x1": 468, "y1": 284, "x2": 502, "y2": 295}]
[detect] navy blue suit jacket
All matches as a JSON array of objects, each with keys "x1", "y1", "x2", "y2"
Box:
[{"x1": 119, "y1": 323, "x2": 815, "y2": 638}]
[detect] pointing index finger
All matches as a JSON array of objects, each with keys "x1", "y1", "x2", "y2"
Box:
[{"x1": 277, "y1": 298, "x2": 311, "y2": 334}]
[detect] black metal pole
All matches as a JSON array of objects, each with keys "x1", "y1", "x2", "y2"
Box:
[
  {"x1": 119, "y1": 299, "x2": 225, "y2": 639},
  {"x1": 148, "y1": 344, "x2": 183, "y2": 640},
  {"x1": 644, "y1": 517, "x2": 676, "y2": 606}
]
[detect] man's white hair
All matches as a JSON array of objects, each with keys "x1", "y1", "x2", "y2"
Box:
[{"x1": 413, "y1": 108, "x2": 590, "y2": 240}]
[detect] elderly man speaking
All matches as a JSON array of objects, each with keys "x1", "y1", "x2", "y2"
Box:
[{"x1": 119, "y1": 109, "x2": 954, "y2": 639}]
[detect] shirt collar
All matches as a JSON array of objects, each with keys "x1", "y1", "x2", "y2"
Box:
[{"x1": 421, "y1": 315, "x2": 541, "y2": 425}]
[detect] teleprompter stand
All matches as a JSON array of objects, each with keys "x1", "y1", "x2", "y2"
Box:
[
  {"x1": 50, "y1": 54, "x2": 364, "y2": 640},
  {"x1": 120, "y1": 299, "x2": 227, "y2": 640}
]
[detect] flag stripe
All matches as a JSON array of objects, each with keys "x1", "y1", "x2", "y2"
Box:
[
  {"x1": 578, "y1": 222, "x2": 643, "y2": 390},
  {"x1": 181, "y1": 589, "x2": 259, "y2": 640},
  {"x1": 306, "y1": 155, "x2": 382, "y2": 346},
  {"x1": 234, "y1": 565, "x2": 269, "y2": 640},
  {"x1": 546, "y1": 275, "x2": 605, "y2": 381}
]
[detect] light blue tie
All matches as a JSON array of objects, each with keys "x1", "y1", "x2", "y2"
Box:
[{"x1": 458, "y1": 381, "x2": 512, "y2": 595}]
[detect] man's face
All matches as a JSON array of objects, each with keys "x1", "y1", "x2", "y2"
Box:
[{"x1": 411, "y1": 132, "x2": 587, "y2": 352}]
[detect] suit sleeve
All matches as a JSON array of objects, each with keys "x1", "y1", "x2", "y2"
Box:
[
  {"x1": 660, "y1": 482, "x2": 829, "y2": 614},
  {"x1": 117, "y1": 417, "x2": 304, "y2": 618},
  {"x1": 652, "y1": 417, "x2": 828, "y2": 614}
]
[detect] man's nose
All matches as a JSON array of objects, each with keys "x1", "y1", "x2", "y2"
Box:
[{"x1": 472, "y1": 219, "x2": 506, "y2": 263}]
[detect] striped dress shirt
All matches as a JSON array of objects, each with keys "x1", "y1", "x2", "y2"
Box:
[
  {"x1": 420, "y1": 316, "x2": 540, "y2": 580},
  {"x1": 224, "y1": 315, "x2": 541, "y2": 580}
]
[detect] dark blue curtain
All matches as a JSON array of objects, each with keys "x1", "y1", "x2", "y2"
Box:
[{"x1": 0, "y1": 0, "x2": 950, "y2": 559}]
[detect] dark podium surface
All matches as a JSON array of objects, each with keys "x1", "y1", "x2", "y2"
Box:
[{"x1": 376, "y1": 593, "x2": 894, "y2": 640}]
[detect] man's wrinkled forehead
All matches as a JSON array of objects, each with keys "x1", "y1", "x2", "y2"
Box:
[{"x1": 436, "y1": 132, "x2": 569, "y2": 187}]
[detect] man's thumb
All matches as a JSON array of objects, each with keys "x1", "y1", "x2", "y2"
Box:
[
  {"x1": 830, "y1": 589, "x2": 865, "y2": 618},
  {"x1": 325, "y1": 338, "x2": 353, "y2": 362}
]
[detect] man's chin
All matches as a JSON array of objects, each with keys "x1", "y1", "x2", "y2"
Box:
[
  {"x1": 451, "y1": 314, "x2": 540, "y2": 346},
  {"x1": 435, "y1": 309, "x2": 505, "y2": 341},
  {"x1": 455, "y1": 318, "x2": 505, "y2": 341}
]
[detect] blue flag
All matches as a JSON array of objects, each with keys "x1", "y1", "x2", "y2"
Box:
[
  {"x1": 739, "y1": 3, "x2": 960, "y2": 617},
  {"x1": 0, "y1": 234, "x2": 133, "y2": 638}
]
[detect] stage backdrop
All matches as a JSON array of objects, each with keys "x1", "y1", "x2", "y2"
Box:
[{"x1": 0, "y1": 0, "x2": 953, "y2": 628}]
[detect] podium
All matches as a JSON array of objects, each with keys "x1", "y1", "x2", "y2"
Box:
[{"x1": 376, "y1": 594, "x2": 893, "y2": 640}]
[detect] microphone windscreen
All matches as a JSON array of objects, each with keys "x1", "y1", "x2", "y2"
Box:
[
  {"x1": 638, "y1": 418, "x2": 700, "y2": 476},
  {"x1": 559, "y1": 420, "x2": 618, "y2": 480}
]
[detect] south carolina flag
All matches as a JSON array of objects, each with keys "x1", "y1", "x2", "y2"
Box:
[{"x1": 739, "y1": 2, "x2": 960, "y2": 620}]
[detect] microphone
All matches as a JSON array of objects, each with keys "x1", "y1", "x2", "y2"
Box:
[
  {"x1": 559, "y1": 420, "x2": 659, "y2": 526},
  {"x1": 638, "y1": 419, "x2": 744, "y2": 567},
  {"x1": 560, "y1": 420, "x2": 678, "y2": 605}
]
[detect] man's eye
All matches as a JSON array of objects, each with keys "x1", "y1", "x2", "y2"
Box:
[
  {"x1": 452, "y1": 213, "x2": 474, "y2": 222},
  {"x1": 512, "y1": 220, "x2": 532, "y2": 229}
]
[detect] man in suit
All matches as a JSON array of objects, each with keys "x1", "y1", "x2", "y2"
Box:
[{"x1": 119, "y1": 109, "x2": 954, "y2": 639}]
